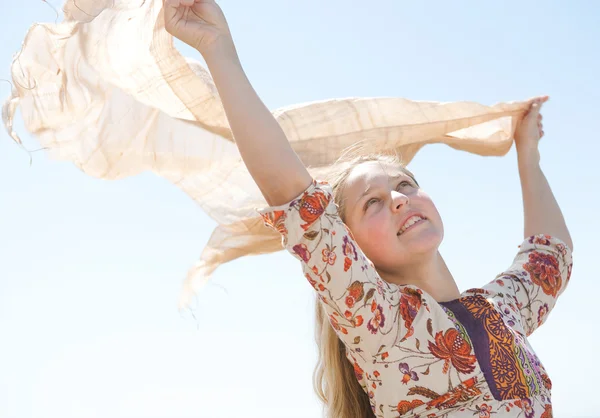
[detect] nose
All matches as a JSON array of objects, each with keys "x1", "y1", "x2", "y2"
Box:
[{"x1": 391, "y1": 191, "x2": 409, "y2": 212}]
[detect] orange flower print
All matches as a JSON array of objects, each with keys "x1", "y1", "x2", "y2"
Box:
[
  {"x1": 367, "y1": 301, "x2": 385, "y2": 334},
  {"x1": 262, "y1": 210, "x2": 287, "y2": 236},
  {"x1": 345, "y1": 296, "x2": 355, "y2": 308},
  {"x1": 475, "y1": 403, "x2": 492, "y2": 418},
  {"x1": 348, "y1": 281, "x2": 365, "y2": 301},
  {"x1": 399, "y1": 362, "x2": 419, "y2": 384},
  {"x1": 342, "y1": 235, "x2": 358, "y2": 260},
  {"x1": 343, "y1": 257, "x2": 352, "y2": 272},
  {"x1": 322, "y1": 246, "x2": 337, "y2": 265},
  {"x1": 293, "y1": 243, "x2": 310, "y2": 263},
  {"x1": 399, "y1": 287, "x2": 423, "y2": 339},
  {"x1": 540, "y1": 404, "x2": 553, "y2": 418},
  {"x1": 353, "y1": 361, "x2": 364, "y2": 381},
  {"x1": 537, "y1": 303, "x2": 549, "y2": 326},
  {"x1": 514, "y1": 398, "x2": 534, "y2": 418},
  {"x1": 541, "y1": 373, "x2": 552, "y2": 390},
  {"x1": 353, "y1": 315, "x2": 364, "y2": 327},
  {"x1": 530, "y1": 234, "x2": 552, "y2": 246},
  {"x1": 397, "y1": 399, "x2": 424, "y2": 414},
  {"x1": 523, "y1": 251, "x2": 562, "y2": 297},
  {"x1": 329, "y1": 314, "x2": 347, "y2": 334},
  {"x1": 298, "y1": 189, "x2": 330, "y2": 230},
  {"x1": 428, "y1": 329, "x2": 476, "y2": 374},
  {"x1": 305, "y1": 273, "x2": 318, "y2": 291}
]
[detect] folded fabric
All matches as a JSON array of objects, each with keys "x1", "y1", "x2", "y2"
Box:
[{"x1": 3, "y1": 0, "x2": 530, "y2": 309}]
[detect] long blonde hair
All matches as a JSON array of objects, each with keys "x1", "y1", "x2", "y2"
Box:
[{"x1": 313, "y1": 153, "x2": 417, "y2": 418}]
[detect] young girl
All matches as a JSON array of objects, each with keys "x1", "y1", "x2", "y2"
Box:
[{"x1": 163, "y1": 1, "x2": 573, "y2": 417}]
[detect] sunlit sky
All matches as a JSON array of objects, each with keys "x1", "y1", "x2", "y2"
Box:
[{"x1": 1, "y1": 1, "x2": 598, "y2": 417}]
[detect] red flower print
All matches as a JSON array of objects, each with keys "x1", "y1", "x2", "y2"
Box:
[
  {"x1": 322, "y1": 247, "x2": 337, "y2": 265},
  {"x1": 353, "y1": 362, "x2": 364, "y2": 381},
  {"x1": 299, "y1": 189, "x2": 330, "y2": 230},
  {"x1": 496, "y1": 279, "x2": 505, "y2": 286},
  {"x1": 373, "y1": 370, "x2": 380, "y2": 378},
  {"x1": 328, "y1": 313, "x2": 348, "y2": 334},
  {"x1": 399, "y1": 287, "x2": 423, "y2": 340},
  {"x1": 345, "y1": 296, "x2": 355, "y2": 308},
  {"x1": 540, "y1": 404, "x2": 552, "y2": 418},
  {"x1": 305, "y1": 273, "x2": 318, "y2": 291},
  {"x1": 530, "y1": 234, "x2": 552, "y2": 246},
  {"x1": 346, "y1": 281, "x2": 365, "y2": 308},
  {"x1": 367, "y1": 301, "x2": 385, "y2": 334},
  {"x1": 348, "y1": 281, "x2": 365, "y2": 301},
  {"x1": 428, "y1": 329, "x2": 476, "y2": 374},
  {"x1": 397, "y1": 400, "x2": 424, "y2": 414},
  {"x1": 353, "y1": 315, "x2": 364, "y2": 327},
  {"x1": 537, "y1": 303, "x2": 549, "y2": 326},
  {"x1": 476, "y1": 403, "x2": 492, "y2": 418},
  {"x1": 523, "y1": 251, "x2": 562, "y2": 297},
  {"x1": 342, "y1": 235, "x2": 358, "y2": 260},
  {"x1": 262, "y1": 210, "x2": 287, "y2": 236},
  {"x1": 329, "y1": 315, "x2": 341, "y2": 332},
  {"x1": 399, "y1": 362, "x2": 419, "y2": 384},
  {"x1": 343, "y1": 257, "x2": 352, "y2": 272},
  {"x1": 381, "y1": 352, "x2": 389, "y2": 360},
  {"x1": 541, "y1": 373, "x2": 552, "y2": 390},
  {"x1": 293, "y1": 243, "x2": 311, "y2": 263},
  {"x1": 514, "y1": 398, "x2": 534, "y2": 418}
]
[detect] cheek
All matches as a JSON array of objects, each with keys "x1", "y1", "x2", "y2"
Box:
[
  {"x1": 355, "y1": 215, "x2": 394, "y2": 253},
  {"x1": 418, "y1": 193, "x2": 443, "y2": 225}
]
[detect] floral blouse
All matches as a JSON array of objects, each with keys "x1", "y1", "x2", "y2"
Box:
[{"x1": 259, "y1": 180, "x2": 573, "y2": 418}]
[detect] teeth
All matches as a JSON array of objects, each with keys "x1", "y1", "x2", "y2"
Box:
[{"x1": 397, "y1": 216, "x2": 425, "y2": 235}]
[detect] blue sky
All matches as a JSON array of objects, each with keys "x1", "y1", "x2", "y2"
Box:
[{"x1": 0, "y1": 1, "x2": 598, "y2": 417}]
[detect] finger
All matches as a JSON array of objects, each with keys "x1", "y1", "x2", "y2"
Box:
[{"x1": 528, "y1": 103, "x2": 542, "y2": 118}]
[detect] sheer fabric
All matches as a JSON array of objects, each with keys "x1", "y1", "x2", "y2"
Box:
[{"x1": 3, "y1": 0, "x2": 531, "y2": 308}]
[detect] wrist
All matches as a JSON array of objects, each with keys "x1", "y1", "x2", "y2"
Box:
[
  {"x1": 198, "y1": 36, "x2": 240, "y2": 67},
  {"x1": 517, "y1": 152, "x2": 542, "y2": 177},
  {"x1": 516, "y1": 146, "x2": 540, "y2": 167}
]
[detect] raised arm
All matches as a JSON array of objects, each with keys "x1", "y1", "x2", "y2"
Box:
[
  {"x1": 163, "y1": 0, "x2": 312, "y2": 206},
  {"x1": 514, "y1": 97, "x2": 573, "y2": 250},
  {"x1": 491, "y1": 97, "x2": 575, "y2": 336}
]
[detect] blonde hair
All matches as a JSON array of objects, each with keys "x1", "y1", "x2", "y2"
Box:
[{"x1": 313, "y1": 152, "x2": 417, "y2": 418}]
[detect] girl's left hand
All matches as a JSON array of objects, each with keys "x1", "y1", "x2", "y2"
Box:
[{"x1": 514, "y1": 96, "x2": 548, "y2": 162}]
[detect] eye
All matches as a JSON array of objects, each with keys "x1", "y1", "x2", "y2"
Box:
[
  {"x1": 364, "y1": 197, "x2": 379, "y2": 210},
  {"x1": 397, "y1": 180, "x2": 413, "y2": 190}
]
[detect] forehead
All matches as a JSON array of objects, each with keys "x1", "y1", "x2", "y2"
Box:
[{"x1": 345, "y1": 161, "x2": 408, "y2": 192}]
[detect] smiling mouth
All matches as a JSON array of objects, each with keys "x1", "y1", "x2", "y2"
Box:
[{"x1": 397, "y1": 215, "x2": 427, "y2": 236}]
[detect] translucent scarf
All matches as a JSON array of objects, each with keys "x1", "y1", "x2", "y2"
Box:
[{"x1": 3, "y1": 0, "x2": 530, "y2": 308}]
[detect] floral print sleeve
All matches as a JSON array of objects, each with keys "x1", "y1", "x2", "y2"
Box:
[
  {"x1": 258, "y1": 180, "x2": 405, "y2": 354},
  {"x1": 491, "y1": 234, "x2": 573, "y2": 336}
]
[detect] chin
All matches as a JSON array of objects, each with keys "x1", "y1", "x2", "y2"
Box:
[{"x1": 399, "y1": 227, "x2": 443, "y2": 255}]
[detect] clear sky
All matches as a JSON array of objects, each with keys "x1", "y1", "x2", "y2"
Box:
[{"x1": 0, "y1": 1, "x2": 598, "y2": 417}]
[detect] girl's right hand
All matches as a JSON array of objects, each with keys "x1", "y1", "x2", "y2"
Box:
[{"x1": 163, "y1": 0, "x2": 234, "y2": 58}]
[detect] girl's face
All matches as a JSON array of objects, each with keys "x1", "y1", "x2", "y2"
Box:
[{"x1": 342, "y1": 162, "x2": 444, "y2": 275}]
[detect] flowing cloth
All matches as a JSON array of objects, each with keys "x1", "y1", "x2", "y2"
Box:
[{"x1": 3, "y1": 0, "x2": 531, "y2": 308}]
